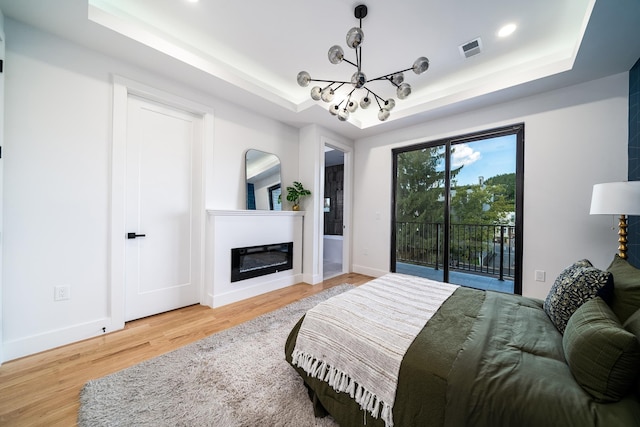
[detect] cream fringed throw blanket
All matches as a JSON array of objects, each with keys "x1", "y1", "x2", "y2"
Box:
[{"x1": 291, "y1": 273, "x2": 458, "y2": 427}]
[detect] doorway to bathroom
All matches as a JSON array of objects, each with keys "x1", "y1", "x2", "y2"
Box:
[{"x1": 323, "y1": 145, "x2": 345, "y2": 279}]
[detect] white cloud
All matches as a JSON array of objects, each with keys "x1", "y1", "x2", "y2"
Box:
[{"x1": 451, "y1": 145, "x2": 481, "y2": 168}]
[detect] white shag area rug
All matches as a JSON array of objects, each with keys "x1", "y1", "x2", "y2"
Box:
[{"x1": 78, "y1": 286, "x2": 352, "y2": 426}]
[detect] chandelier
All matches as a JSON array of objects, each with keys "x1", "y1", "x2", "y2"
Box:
[{"x1": 296, "y1": 4, "x2": 430, "y2": 123}]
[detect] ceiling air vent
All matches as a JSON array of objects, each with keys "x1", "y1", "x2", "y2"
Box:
[{"x1": 459, "y1": 38, "x2": 482, "y2": 59}]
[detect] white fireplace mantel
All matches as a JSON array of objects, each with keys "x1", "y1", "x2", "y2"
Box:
[
  {"x1": 204, "y1": 210, "x2": 305, "y2": 308},
  {"x1": 207, "y1": 209, "x2": 305, "y2": 217}
]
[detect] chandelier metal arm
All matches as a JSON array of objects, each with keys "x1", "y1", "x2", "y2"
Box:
[
  {"x1": 343, "y1": 88, "x2": 358, "y2": 108},
  {"x1": 342, "y1": 58, "x2": 358, "y2": 68},
  {"x1": 387, "y1": 77, "x2": 400, "y2": 88},
  {"x1": 367, "y1": 67, "x2": 414, "y2": 83},
  {"x1": 331, "y1": 82, "x2": 347, "y2": 92},
  {"x1": 363, "y1": 86, "x2": 386, "y2": 104},
  {"x1": 373, "y1": 93, "x2": 383, "y2": 110},
  {"x1": 309, "y1": 79, "x2": 352, "y2": 85}
]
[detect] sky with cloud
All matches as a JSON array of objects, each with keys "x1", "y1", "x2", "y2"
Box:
[{"x1": 450, "y1": 134, "x2": 516, "y2": 186}]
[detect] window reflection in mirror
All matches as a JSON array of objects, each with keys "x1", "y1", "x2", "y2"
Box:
[{"x1": 245, "y1": 149, "x2": 282, "y2": 210}]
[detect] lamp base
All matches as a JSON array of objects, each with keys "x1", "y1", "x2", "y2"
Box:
[{"x1": 618, "y1": 214, "x2": 628, "y2": 259}]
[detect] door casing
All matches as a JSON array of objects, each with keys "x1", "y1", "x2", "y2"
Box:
[
  {"x1": 320, "y1": 137, "x2": 353, "y2": 281},
  {"x1": 110, "y1": 76, "x2": 214, "y2": 331}
]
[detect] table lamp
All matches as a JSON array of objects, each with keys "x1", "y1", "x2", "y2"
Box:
[{"x1": 590, "y1": 181, "x2": 640, "y2": 259}]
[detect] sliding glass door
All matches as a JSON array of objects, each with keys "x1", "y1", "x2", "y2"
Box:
[
  {"x1": 392, "y1": 125, "x2": 524, "y2": 294},
  {"x1": 394, "y1": 145, "x2": 448, "y2": 282}
]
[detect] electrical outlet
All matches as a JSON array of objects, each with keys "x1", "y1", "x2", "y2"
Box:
[
  {"x1": 534, "y1": 270, "x2": 546, "y2": 282},
  {"x1": 54, "y1": 285, "x2": 71, "y2": 301}
]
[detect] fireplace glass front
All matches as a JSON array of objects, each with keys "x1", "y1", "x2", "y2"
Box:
[{"x1": 231, "y1": 242, "x2": 293, "y2": 282}]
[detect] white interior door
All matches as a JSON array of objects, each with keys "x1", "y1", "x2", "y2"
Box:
[{"x1": 125, "y1": 95, "x2": 201, "y2": 321}]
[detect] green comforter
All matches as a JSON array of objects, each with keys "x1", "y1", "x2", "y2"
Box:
[{"x1": 285, "y1": 287, "x2": 640, "y2": 426}]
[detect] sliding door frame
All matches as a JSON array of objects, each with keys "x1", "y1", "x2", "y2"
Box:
[{"x1": 391, "y1": 123, "x2": 524, "y2": 295}]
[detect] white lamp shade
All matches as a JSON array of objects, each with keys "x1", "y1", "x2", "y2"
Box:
[{"x1": 590, "y1": 181, "x2": 640, "y2": 215}]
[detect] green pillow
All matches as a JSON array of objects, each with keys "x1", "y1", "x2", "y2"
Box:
[
  {"x1": 607, "y1": 255, "x2": 640, "y2": 323},
  {"x1": 625, "y1": 308, "x2": 640, "y2": 333},
  {"x1": 563, "y1": 297, "x2": 640, "y2": 402},
  {"x1": 544, "y1": 259, "x2": 613, "y2": 334},
  {"x1": 623, "y1": 308, "x2": 640, "y2": 397}
]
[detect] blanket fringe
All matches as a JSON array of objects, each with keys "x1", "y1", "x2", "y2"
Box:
[{"x1": 291, "y1": 350, "x2": 394, "y2": 427}]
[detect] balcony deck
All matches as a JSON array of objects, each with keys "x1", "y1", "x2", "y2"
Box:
[{"x1": 396, "y1": 262, "x2": 515, "y2": 294}]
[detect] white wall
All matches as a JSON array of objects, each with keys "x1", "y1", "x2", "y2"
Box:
[
  {"x1": 0, "y1": 10, "x2": 5, "y2": 363},
  {"x1": 353, "y1": 72, "x2": 630, "y2": 299},
  {"x1": 2, "y1": 19, "x2": 300, "y2": 361}
]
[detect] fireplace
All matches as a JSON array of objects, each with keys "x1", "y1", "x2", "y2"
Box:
[{"x1": 231, "y1": 242, "x2": 294, "y2": 282}]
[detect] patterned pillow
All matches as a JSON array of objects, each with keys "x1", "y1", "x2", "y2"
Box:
[{"x1": 544, "y1": 259, "x2": 613, "y2": 334}]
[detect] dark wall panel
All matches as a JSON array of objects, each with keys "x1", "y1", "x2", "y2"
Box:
[{"x1": 628, "y1": 58, "x2": 640, "y2": 267}]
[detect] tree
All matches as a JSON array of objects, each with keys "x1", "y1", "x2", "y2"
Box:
[
  {"x1": 485, "y1": 173, "x2": 516, "y2": 204},
  {"x1": 450, "y1": 183, "x2": 513, "y2": 225},
  {"x1": 395, "y1": 147, "x2": 462, "y2": 223},
  {"x1": 395, "y1": 147, "x2": 462, "y2": 265},
  {"x1": 448, "y1": 179, "x2": 515, "y2": 267}
]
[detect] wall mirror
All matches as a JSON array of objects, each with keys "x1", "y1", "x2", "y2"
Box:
[{"x1": 245, "y1": 149, "x2": 282, "y2": 210}]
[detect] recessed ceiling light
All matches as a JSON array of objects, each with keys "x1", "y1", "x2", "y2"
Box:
[{"x1": 498, "y1": 23, "x2": 517, "y2": 38}]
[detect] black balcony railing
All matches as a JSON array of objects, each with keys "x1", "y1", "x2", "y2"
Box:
[{"x1": 396, "y1": 222, "x2": 515, "y2": 280}]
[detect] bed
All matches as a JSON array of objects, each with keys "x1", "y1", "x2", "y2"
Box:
[{"x1": 285, "y1": 256, "x2": 640, "y2": 426}]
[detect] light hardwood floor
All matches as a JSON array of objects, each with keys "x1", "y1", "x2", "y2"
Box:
[{"x1": 0, "y1": 273, "x2": 373, "y2": 426}]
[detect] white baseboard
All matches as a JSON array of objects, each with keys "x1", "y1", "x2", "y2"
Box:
[
  {"x1": 2, "y1": 317, "x2": 118, "y2": 363},
  {"x1": 302, "y1": 272, "x2": 323, "y2": 285},
  {"x1": 211, "y1": 273, "x2": 303, "y2": 308},
  {"x1": 352, "y1": 264, "x2": 388, "y2": 278},
  {"x1": 203, "y1": 292, "x2": 214, "y2": 308}
]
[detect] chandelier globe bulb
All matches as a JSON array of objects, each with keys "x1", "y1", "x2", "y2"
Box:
[
  {"x1": 347, "y1": 100, "x2": 359, "y2": 113},
  {"x1": 391, "y1": 73, "x2": 404, "y2": 85},
  {"x1": 412, "y1": 57, "x2": 430, "y2": 74},
  {"x1": 378, "y1": 109, "x2": 390, "y2": 121},
  {"x1": 297, "y1": 71, "x2": 311, "y2": 87},
  {"x1": 328, "y1": 45, "x2": 344, "y2": 64},
  {"x1": 351, "y1": 71, "x2": 367, "y2": 88},
  {"x1": 383, "y1": 98, "x2": 396, "y2": 111},
  {"x1": 329, "y1": 104, "x2": 340, "y2": 116},
  {"x1": 397, "y1": 83, "x2": 411, "y2": 99},
  {"x1": 346, "y1": 27, "x2": 364, "y2": 49},
  {"x1": 337, "y1": 108, "x2": 350, "y2": 121},
  {"x1": 321, "y1": 87, "x2": 335, "y2": 102},
  {"x1": 310, "y1": 86, "x2": 322, "y2": 101},
  {"x1": 360, "y1": 96, "x2": 371, "y2": 109}
]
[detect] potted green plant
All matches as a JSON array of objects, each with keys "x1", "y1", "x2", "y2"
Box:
[{"x1": 286, "y1": 181, "x2": 311, "y2": 210}]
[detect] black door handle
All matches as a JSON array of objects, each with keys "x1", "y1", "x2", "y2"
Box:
[{"x1": 127, "y1": 232, "x2": 146, "y2": 239}]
